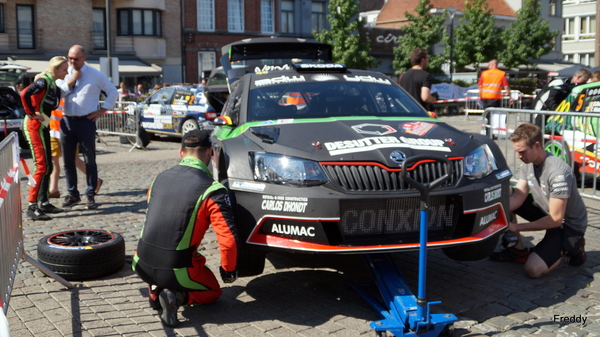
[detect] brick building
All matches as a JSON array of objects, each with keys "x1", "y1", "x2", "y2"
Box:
[
  {"x1": 0, "y1": 0, "x2": 180, "y2": 88},
  {"x1": 182, "y1": 0, "x2": 330, "y2": 84}
]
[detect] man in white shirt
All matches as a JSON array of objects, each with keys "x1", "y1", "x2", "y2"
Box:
[{"x1": 57, "y1": 45, "x2": 118, "y2": 209}]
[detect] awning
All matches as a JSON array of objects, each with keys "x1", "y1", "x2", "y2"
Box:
[{"x1": 5, "y1": 58, "x2": 162, "y2": 77}]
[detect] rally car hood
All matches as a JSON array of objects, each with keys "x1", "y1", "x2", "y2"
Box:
[{"x1": 243, "y1": 119, "x2": 480, "y2": 164}]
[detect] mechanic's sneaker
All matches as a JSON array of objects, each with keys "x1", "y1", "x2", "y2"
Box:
[
  {"x1": 489, "y1": 247, "x2": 530, "y2": 264},
  {"x1": 159, "y1": 289, "x2": 184, "y2": 327},
  {"x1": 568, "y1": 239, "x2": 587, "y2": 266},
  {"x1": 86, "y1": 196, "x2": 98, "y2": 210},
  {"x1": 148, "y1": 285, "x2": 161, "y2": 310},
  {"x1": 27, "y1": 205, "x2": 51, "y2": 221},
  {"x1": 40, "y1": 202, "x2": 64, "y2": 214},
  {"x1": 62, "y1": 195, "x2": 81, "y2": 208}
]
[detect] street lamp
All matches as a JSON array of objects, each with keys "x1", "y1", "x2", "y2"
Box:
[{"x1": 446, "y1": 6, "x2": 457, "y2": 83}]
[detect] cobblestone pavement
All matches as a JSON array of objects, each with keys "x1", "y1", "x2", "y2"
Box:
[{"x1": 4, "y1": 118, "x2": 600, "y2": 336}]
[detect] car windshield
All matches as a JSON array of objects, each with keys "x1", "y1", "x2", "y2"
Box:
[{"x1": 246, "y1": 80, "x2": 428, "y2": 121}]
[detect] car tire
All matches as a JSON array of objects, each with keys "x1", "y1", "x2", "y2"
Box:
[
  {"x1": 220, "y1": 179, "x2": 266, "y2": 277},
  {"x1": 37, "y1": 230, "x2": 125, "y2": 281},
  {"x1": 442, "y1": 230, "x2": 502, "y2": 261},
  {"x1": 544, "y1": 139, "x2": 571, "y2": 166},
  {"x1": 182, "y1": 119, "x2": 199, "y2": 135},
  {"x1": 122, "y1": 127, "x2": 150, "y2": 148}
]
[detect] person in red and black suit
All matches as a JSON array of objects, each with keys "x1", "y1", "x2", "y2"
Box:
[{"x1": 21, "y1": 56, "x2": 69, "y2": 220}]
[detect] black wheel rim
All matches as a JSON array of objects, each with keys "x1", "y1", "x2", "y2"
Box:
[{"x1": 47, "y1": 230, "x2": 115, "y2": 247}]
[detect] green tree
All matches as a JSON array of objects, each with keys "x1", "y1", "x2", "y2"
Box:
[
  {"x1": 392, "y1": 0, "x2": 446, "y2": 74},
  {"x1": 313, "y1": 0, "x2": 378, "y2": 69},
  {"x1": 500, "y1": 0, "x2": 558, "y2": 68},
  {"x1": 450, "y1": 0, "x2": 503, "y2": 72}
]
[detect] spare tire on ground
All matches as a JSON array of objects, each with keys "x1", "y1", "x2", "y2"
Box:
[{"x1": 37, "y1": 230, "x2": 125, "y2": 281}]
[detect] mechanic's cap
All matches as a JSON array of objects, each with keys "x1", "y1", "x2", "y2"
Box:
[{"x1": 181, "y1": 129, "x2": 212, "y2": 148}]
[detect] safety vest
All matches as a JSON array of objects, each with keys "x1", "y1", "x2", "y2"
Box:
[
  {"x1": 479, "y1": 68, "x2": 506, "y2": 100},
  {"x1": 49, "y1": 99, "x2": 64, "y2": 139}
]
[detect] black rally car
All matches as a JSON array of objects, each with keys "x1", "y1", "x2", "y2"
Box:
[{"x1": 211, "y1": 40, "x2": 511, "y2": 277}]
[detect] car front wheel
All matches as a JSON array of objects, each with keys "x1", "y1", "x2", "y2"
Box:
[{"x1": 182, "y1": 119, "x2": 199, "y2": 135}]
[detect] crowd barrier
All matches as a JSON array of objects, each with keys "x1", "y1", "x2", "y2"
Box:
[
  {"x1": 463, "y1": 89, "x2": 526, "y2": 122},
  {"x1": 480, "y1": 107, "x2": 600, "y2": 201},
  {"x1": 0, "y1": 132, "x2": 72, "y2": 336},
  {"x1": 0, "y1": 132, "x2": 20, "y2": 336},
  {"x1": 95, "y1": 101, "x2": 143, "y2": 152}
]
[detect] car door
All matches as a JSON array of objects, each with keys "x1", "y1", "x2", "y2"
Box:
[{"x1": 141, "y1": 88, "x2": 176, "y2": 134}]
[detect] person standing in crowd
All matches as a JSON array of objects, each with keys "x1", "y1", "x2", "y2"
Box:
[
  {"x1": 21, "y1": 56, "x2": 69, "y2": 220},
  {"x1": 591, "y1": 71, "x2": 600, "y2": 83},
  {"x1": 57, "y1": 45, "x2": 117, "y2": 210},
  {"x1": 117, "y1": 81, "x2": 130, "y2": 101},
  {"x1": 48, "y1": 100, "x2": 103, "y2": 199},
  {"x1": 132, "y1": 130, "x2": 238, "y2": 327},
  {"x1": 489, "y1": 123, "x2": 587, "y2": 278},
  {"x1": 478, "y1": 59, "x2": 512, "y2": 109},
  {"x1": 542, "y1": 68, "x2": 592, "y2": 111},
  {"x1": 152, "y1": 84, "x2": 161, "y2": 93},
  {"x1": 478, "y1": 59, "x2": 513, "y2": 137},
  {"x1": 399, "y1": 48, "x2": 435, "y2": 110},
  {"x1": 134, "y1": 84, "x2": 145, "y2": 96}
]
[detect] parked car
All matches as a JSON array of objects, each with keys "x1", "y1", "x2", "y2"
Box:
[
  {"x1": 0, "y1": 62, "x2": 29, "y2": 146},
  {"x1": 136, "y1": 85, "x2": 216, "y2": 138},
  {"x1": 210, "y1": 38, "x2": 511, "y2": 277}
]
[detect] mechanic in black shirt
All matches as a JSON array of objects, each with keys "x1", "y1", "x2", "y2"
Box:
[{"x1": 399, "y1": 48, "x2": 435, "y2": 110}]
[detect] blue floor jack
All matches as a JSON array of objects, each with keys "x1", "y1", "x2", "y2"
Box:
[{"x1": 350, "y1": 155, "x2": 458, "y2": 337}]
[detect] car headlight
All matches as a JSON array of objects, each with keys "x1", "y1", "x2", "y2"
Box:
[
  {"x1": 464, "y1": 144, "x2": 498, "y2": 179},
  {"x1": 253, "y1": 153, "x2": 328, "y2": 186}
]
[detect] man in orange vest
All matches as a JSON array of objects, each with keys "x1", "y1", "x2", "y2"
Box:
[{"x1": 478, "y1": 59, "x2": 512, "y2": 137}]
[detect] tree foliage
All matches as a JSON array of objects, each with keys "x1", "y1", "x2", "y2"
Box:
[
  {"x1": 392, "y1": 0, "x2": 446, "y2": 74},
  {"x1": 313, "y1": 0, "x2": 378, "y2": 69},
  {"x1": 500, "y1": 0, "x2": 558, "y2": 68},
  {"x1": 450, "y1": 0, "x2": 503, "y2": 72}
]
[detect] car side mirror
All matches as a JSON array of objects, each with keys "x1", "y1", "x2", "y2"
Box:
[{"x1": 213, "y1": 116, "x2": 235, "y2": 126}]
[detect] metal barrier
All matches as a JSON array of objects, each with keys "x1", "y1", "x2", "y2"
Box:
[
  {"x1": 0, "y1": 132, "x2": 21, "y2": 336},
  {"x1": 0, "y1": 132, "x2": 72, "y2": 336},
  {"x1": 464, "y1": 90, "x2": 523, "y2": 121},
  {"x1": 95, "y1": 101, "x2": 143, "y2": 152},
  {"x1": 480, "y1": 107, "x2": 600, "y2": 201}
]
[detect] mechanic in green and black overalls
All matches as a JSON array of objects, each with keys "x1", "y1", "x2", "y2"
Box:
[{"x1": 132, "y1": 129, "x2": 238, "y2": 327}]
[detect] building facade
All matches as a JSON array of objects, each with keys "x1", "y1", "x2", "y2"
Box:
[
  {"x1": 182, "y1": 0, "x2": 330, "y2": 83},
  {"x1": 0, "y1": 0, "x2": 180, "y2": 88},
  {"x1": 562, "y1": 0, "x2": 596, "y2": 67}
]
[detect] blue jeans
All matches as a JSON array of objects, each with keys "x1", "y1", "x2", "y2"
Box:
[{"x1": 60, "y1": 116, "x2": 98, "y2": 198}]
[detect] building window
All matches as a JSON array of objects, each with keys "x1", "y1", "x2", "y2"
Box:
[
  {"x1": 549, "y1": 0, "x2": 557, "y2": 16},
  {"x1": 312, "y1": 2, "x2": 326, "y2": 33},
  {"x1": 16, "y1": 5, "x2": 34, "y2": 49},
  {"x1": 563, "y1": 18, "x2": 575, "y2": 40},
  {"x1": 228, "y1": 0, "x2": 244, "y2": 32},
  {"x1": 281, "y1": 0, "x2": 294, "y2": 33},
  {"x1": 117, "y1": 9, "x2": 161, "y2": 36},
  {"x1": 580, "y1": 16, "x2": 595, "y2": 40},
  {"x1": 261, "y1": 0, "x2": 274, "y2": 34},
  {"x1": 92, "y1": 8, "x2": 106, "y2": 50},
  {"x1": 198, "y1": 52, "x2": 216, "y2": 82},
  {"x1": 0, "y1": 4, "x2": 4, "y2": 33},
  {"x1": 580, "y1": 53, "x2": 594, "y2": 66},
  {"x1": 197, "y1": 0, "x2": 214, "y2": 31}
]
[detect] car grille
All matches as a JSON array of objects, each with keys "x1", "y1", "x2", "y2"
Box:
[
  {"x1": 339, "y1": 195, "x2": 462, "y2": 242},
  {"x1": 322, "y1": 159, "x2": 463, "y2": 192}
]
